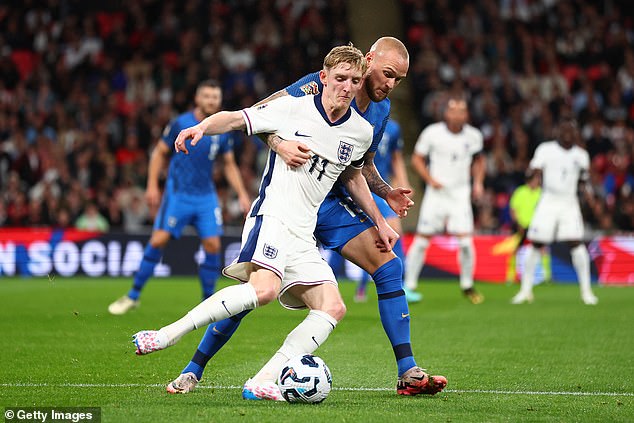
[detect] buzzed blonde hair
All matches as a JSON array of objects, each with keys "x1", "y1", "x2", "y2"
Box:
[
  {"x1": 323, "y1": 44, "x2": 367, "y2": 75},
  {"x1": 369, "y1": 36, "x2": 409, "y2": 62}
]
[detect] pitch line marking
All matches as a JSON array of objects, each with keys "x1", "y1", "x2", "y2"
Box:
[{"x1": 0, "y1": 383, "x2": 632, "y2": 397}]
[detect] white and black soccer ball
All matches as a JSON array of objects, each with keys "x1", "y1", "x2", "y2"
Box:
[{"x1": 278, "y1": 354, "x2": 332, "y2": 404}]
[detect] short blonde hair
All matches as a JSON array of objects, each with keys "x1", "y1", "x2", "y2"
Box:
[{"x1": 323, "y1": 44, "x2": 367, "y2": 75}]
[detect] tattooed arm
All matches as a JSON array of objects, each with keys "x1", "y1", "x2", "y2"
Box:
[{"x1": 362, "y1": 150, "x2": 413, "y2": 217}]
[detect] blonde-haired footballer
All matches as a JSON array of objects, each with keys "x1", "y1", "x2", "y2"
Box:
[{"x1": 132, "y1": 45, "x2": 405, "y2": 396}]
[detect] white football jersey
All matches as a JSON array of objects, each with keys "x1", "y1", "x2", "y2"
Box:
[
  {"x1": 529, "y1": 141, "x2": 589, "y2": 198},
  {"x1": 414, "y1": 122, "x2": 483, "y2": 189},
  {"x1": 241, "y1": 94, "x2": 373, "y2": 238}
]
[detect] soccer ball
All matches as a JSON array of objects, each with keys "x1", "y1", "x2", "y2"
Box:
[{"x1": 278, "y1": 354, "x2": 332, "y2": 403}]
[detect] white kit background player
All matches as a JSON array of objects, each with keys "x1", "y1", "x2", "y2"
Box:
[
  {"x1": 404, "y1": 96, "x2": 486, "y2": 304},
  {"x1": 132, "y1": 46, "x2": 399, "y2": 387},
  {"x1": 511, "y1": 119, "x2": 598, "y2": 305}
]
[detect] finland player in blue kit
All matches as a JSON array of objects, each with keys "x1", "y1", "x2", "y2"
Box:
[
  {"x1": 354, "y1": 118, "x2": 421, "y2": 303},
  {"x1": 108, "y1": 80, "x2": 251, "y2": 315},
  {"x1": 156, "y1": 38, "x2": 446, "y2": 397}
]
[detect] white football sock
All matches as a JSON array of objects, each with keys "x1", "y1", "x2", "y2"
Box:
[
  {"x1": 458, "y1": 237, "x2": 475, "y2": 290},
  {"x1": 160, "y1": 283, "x2": 258, "y2": 346},
  {"x1": 252, "y1": 310, "x2": 337, "y2": 384},
  {"x1": 571, "y1": 244, "x2": 592, "y2": 296},
  {"x1": 404, "y1": 236, "x2": 429, "y2": 290},
  {"x1": 519, "y1": 245, "x2": 541, "y2": 295}
]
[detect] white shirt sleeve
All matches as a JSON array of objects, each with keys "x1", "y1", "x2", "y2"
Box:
[
  {"x1": 469, "y1": 126, "x2": 484, "y2": 155},
  {"x1": 241, "y1": 96, "x2": 294, "y2": 136},
  {"x1": 413, "y1": 126, "x2": 433, "y2": 156},
  {"x1": 529, "y1": 143, "x2": 547, "y2": 169}
]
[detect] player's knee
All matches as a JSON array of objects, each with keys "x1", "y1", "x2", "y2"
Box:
[
  {"x1": 201, "y1": 237, "x2": 221, "y2": 253},
  {"x1": 255, "y1": 284, "x2": 278, "y2": 305},
  {"x1": 373, "y1": 257, "x2": 403, "y2": 294},
  {"x1": 324, "y1": 300, "x2": 346, "y2": 322},
  {"x1": 149, "y1": 230, "x2": 171, "y2": 248}
]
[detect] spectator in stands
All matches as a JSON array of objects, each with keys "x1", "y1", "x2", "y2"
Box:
[{"x1": 75, "y1": 202, "x2": 109, "y2": 232}]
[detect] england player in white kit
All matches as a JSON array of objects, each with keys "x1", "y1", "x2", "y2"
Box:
[
  {"x1": 404, "y1": 96, "x2": 486, "y2": 303},
  {"x1": 512, "y1": 119, "x2": 598, "y2": 305},
  {"x1": 132, "y1": 46, "x2": 399, "y2": 380}
]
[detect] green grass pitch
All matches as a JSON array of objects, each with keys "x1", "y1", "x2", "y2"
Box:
[{"x1": 1, "y1": 277, "x2": 633, "y2": 422}]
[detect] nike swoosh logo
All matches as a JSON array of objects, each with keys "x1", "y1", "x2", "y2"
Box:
[
  {"x1": 401, "y1": 313, "x2": 410, "y2": 319},
  {"x1": 212, "y1": 326, "x2": 227, "y2": 336},
  {"x1": 294, "y1": 131, "x2": 311, "y2": 138},
  {"x1": 312, "y1": 336, "x2": 320, "y2": 347}
]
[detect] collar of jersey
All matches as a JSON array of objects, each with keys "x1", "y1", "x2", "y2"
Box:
[{"x1": 313, "y1": 93, "x2": 352, "y2": 126}]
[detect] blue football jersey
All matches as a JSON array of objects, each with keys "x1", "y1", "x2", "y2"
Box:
[
  {"x1": 161, "y1": 111, "x2": 233, "y2": 197},
  {"x1": 373, "y1": 118, "x2": 404, "y2": 183}
]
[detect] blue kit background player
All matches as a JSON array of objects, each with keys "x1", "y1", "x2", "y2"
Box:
[
  {"x1": 354, "y1": 118, "x2": 421, "y2": 303},
  {"x1": 108, "y1": 80, "x2": 250, "y2": 315},
  {"x1": 167, "y1": 38, "x2": 447, "y2": 397}
]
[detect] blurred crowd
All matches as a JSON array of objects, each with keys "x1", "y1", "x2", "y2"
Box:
[
  {"x1": 1, "y1": 0, "x2": 633, "y2": 236},
  {"x1": 401, "y1": 0, "x2": 634, "y2": 233},
  {"x1": 0, "y1": 0, "x2": 350, "y2": 231}
]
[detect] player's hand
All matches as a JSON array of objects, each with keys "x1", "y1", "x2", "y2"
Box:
[
  {"x1": 238, "y1": 193, "x2": 252, "y2": 217},
  {"x1": 276, "y1": 140, "x2": 312, "y2": 168},
  {"x1": 429, "y1": 178, "x2": 443, "y2": 189},
  {"x1": 374, "y1": 221, "x2": 399, "y2": 253},
  {"x1": 386, "y1": 187, "x2": 414, "y2": 218},
  {"x1": 145, "y1": 185, "x2": 161, "y2": 209},
  {"x1": 174, "y1": 125, "x2": 204, "y2": 154},
  {"x1": 472, "y1": 181, "x2": 484, "y2": 200}
]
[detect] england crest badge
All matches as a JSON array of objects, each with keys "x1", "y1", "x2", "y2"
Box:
[
  {"x1": 338, "y1": 141, "x2": 354, "y2": 163},
  {"x1": 263, "y1": 243, "x2": 278, "y2": 259}
]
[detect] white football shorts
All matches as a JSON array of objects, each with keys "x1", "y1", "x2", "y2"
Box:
[
  {"x1": 415, "y1": 186, "x2": 474, "y2": 235},
  {"x1": 527, "y1": 193, "x2": 584, "y2": 243},
  {"x1": 223, "y1": 214, "x2": 337, "y2": 310}
]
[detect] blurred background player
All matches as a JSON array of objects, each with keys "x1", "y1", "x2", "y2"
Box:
[
  {"x1": 505, "y1": 172, "x2": 551, "y2": 284},
  {"x1": 354, "y1": 118, "x2": 421, "y2": 303},
  {"x1": 108, "y1": 80, "x2": 251, "y2": 315},
  {"x1": 405, "y1": 95, "x2": 486, "y2": 304},
  {"x1": 166, "y1": 37, "x2": 447, "y2": 399},
  {"x1": 511, "y1": 119, "x2": 598, "y2": 305}
]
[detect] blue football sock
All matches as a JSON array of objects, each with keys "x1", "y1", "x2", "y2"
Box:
[
  {"x1": 182, "y1": 310, "x2": 251, "y2": 380},
  {"x1": 127, "y1": 245, "x2": 162, "y2": 301},
  {"x1": 393, "y1": 239, "x2": 405, "y2": 269},
  {"x1": 199, "y1": 252, "x2": 220, "y2": 299},
  {"x1": 373, "y1": 258, "x2": 417, "y2": 376}
]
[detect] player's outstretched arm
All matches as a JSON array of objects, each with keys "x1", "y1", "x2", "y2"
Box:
[
  {"x1": 340, "y1": 166, "x2": 398, "y2": 252},
  {"x1": 175, "y1": 111, "x2": 246, "y2": 154}
]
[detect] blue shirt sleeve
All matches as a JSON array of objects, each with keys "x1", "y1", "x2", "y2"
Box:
[{"x1": 285, "y1": 72, "x2": 323, "y2": 97}]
